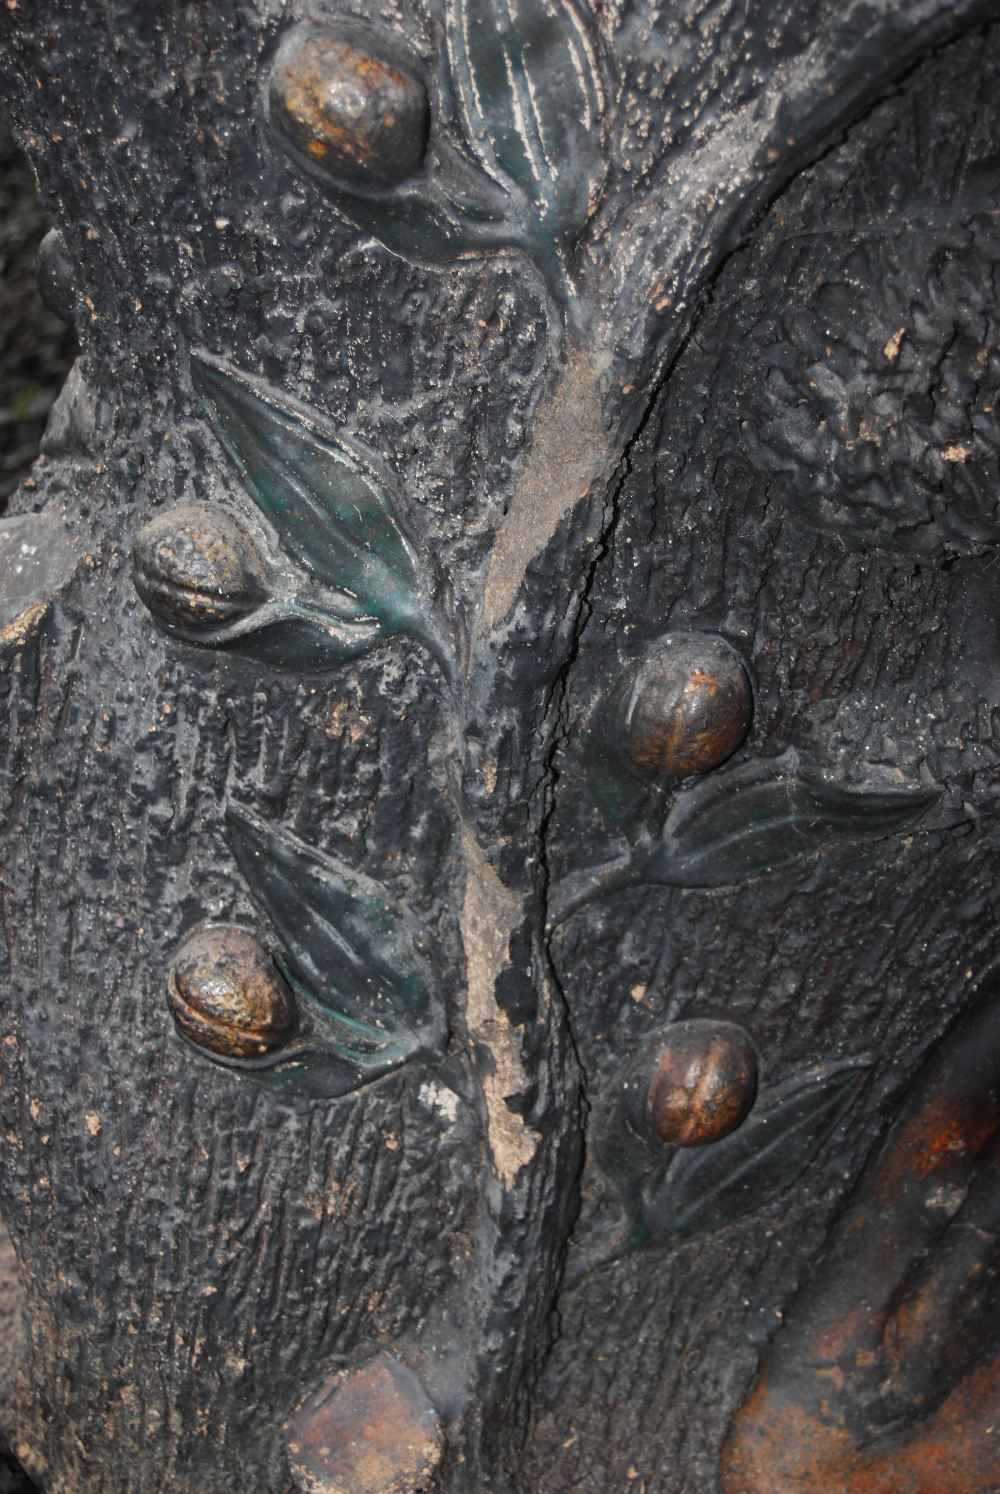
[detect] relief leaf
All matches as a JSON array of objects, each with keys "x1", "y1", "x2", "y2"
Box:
[
  {"x1": 264, "y1": 20, "x2": 513, "y2": 277},
  {"x1": 658, "y1": 753, "x2": 942, "y2": 888},
  {"x1": 192, "y1": 596, "x2": 383, "y2": 671},
  {"x1": 285, "y1": 154, "x2": 512, "y2": 273},
  {"x1": 549, "y1": 754, "x2": 943, "y2": 923},
  {"x1": 446, "y1": 0, "x2": 606, "y2": 272},
  {"x1": 226, "y1": 807, "x2": 446, "y2": 1095},
  {"x1": 639, "y1": 1061, "x2": 869, "y2": 1246},
  {"x1": 193, "y1": 352, "x2": 450, "y2": 674}
]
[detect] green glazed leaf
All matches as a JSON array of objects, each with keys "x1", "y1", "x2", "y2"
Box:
[
  {"x1": 447, "y1": 0, "x2": 606, "y2": 274},
  {"x1": 658, "y1": 754, "x2": 942, "y2": 888},
  {"x1": 193, "y1": 353, "x2": 449, "y2": 674},
  {"x1": 549, "y1": 753, "x2": 943, "y2": 924},
  {"x1": 639, "y1": 1061, "x2": 869, "y2": 1246},
  {"x1": 225, "y1": 807, "x2": 446, "y2": 1096},
  {"x1": 262, "y1": 7, "x2": 605, "y2": 323},
  {"x1": 190, "y1": 597, "x2": 382, "y2": 671}
]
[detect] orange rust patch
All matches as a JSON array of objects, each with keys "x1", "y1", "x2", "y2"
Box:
[
  {"x1": 912, "y1": 1116, "x2": 973, "y2": 1179},
  {"x1": 274, "y1": 50, "x2": 380, "y2": 169},
  {"x1": 0, "y1": 599, "x2": 50, "y2": 650},
  {"x1": 268, "y1": 29, "x2": 428, "y2": 189},
  {"x1": 872, "y1": 1096, "x2": 1000, "y2": 1202},
  {"x1": 808, "y1": 1305, "x2": 865, "y2": 1364},
  {"x1": 646, "y1": 1026, "x2": 756, "y2": 1147},
  {"x1": 723, "y1": 997, "x2": 1000, "y2": 1492},
  {"x1": 623, "y1": 637, "x2": 753, "y2": 780},
  {"x1": 685, "y1": 670, "x2": 722, "y2": 694},
  {"x1": 168, "y1": 925, "x2": 296, "y2": 1060},
  {"x1": 287, "y1": 1355, "x2": 442, "y2": 1494},
  {"x1": 895, "y1": 1096, "x2": 1000, "y2": 1183},
  {"x1": 724, "y1": 1350, "x2": 1000, "y2": 1493},
  {"x1": 351, "y1": 51, "x2": 410, "y2": 91}
]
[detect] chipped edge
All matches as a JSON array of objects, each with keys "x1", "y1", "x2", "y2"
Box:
[{"x1": 460, "y1": 829, "x2": 539, "y2": 1187}]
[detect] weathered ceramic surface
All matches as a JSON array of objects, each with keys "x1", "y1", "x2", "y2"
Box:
[{"x1": 0, "y1": 2, "x2": 999, "y2": 1490}]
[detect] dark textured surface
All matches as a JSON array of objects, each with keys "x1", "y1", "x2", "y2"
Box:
[
  {"x1": 524, "y1": 27, "x2": 1000, "y2": 1489},
  {"x1": 0, "y1": 1456, "x2": 34, "y2": 1494},
  {"x1": 0, "y1": 3, "x2": 999, "y2": 1491},
  {"x1": 0, "y1": 127, "x2": 75, "y2": 506},
  {"x1": 0, "y1": 120, "x2": 61, "y2": 1494}
]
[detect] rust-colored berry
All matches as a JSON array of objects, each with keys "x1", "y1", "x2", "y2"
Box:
[
  {"x1": 268, "y1": 25, "x2": 429, "y2": 190},
  {"x1": 168, "y1": 925, "x2": 296, "y2": 1060},
  {"x1": 132, "y1": 505, "x2": 264, "y2": 634},
  {"x1": 615, "y1": 632, "x2": 753, "y2": 781},
  {"x1": 286, "y1": 1355, "x2": 442, "y2": 1494},
  {"x1": 625, "y1": 1020, "x2": 758, "y2": 1149}
]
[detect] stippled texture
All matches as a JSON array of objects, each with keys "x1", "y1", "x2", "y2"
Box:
[{"x1": 0, "y1": 3, "x2": 999, "y2": 1491}]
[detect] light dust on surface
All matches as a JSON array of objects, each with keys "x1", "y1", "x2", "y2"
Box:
[
  {"x1": 480, "y1": 343, "x2": 612, "y2": 632},
  {"x1": 460, "y1": 831, "x2": 539, "y2": 1187},
  {"x1": 0, "y1": 1220, "x2": 24, "y2": 1428}
]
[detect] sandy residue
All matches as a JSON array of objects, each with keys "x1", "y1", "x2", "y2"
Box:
[
  {"x1": 480, "y1": 344, "x2": 611, "y2": 632},
  {"x1": 460, "y1": 831, "x2": 539, "y2": 1187}
]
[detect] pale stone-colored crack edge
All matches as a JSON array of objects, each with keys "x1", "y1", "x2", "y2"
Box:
[
  {"x1": 460, "y1": 830, "x2": 539, "y2": 1188},
  {"x1": 480, "y1": 343, "x2": 613, "y2": 633}
]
